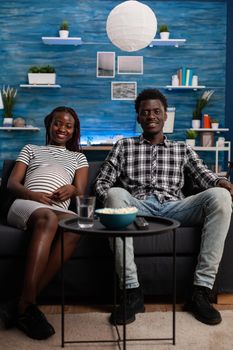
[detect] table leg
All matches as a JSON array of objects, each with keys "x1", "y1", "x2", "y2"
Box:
[
  {"x1": 123, "y1": 236, "x2": 126, "y2": 350},
  {"x1": 172, "y1": 228, "x2": 176, "y2": 345},
  {"x1": 113, "y1": 237, "x2": 121, "y2": 345},
  {"x1": 61, "y1": 229, "x2": 65, "y2": 347},
  {"x1": 113, "y1": 237, "x2": 117, "y2": 315}
]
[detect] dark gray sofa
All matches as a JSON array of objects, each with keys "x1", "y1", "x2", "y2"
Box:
[{"x1": 0, "y1": 159, "x2": 233, "y2": 303}]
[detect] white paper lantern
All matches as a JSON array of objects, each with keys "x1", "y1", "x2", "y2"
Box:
[{"x1": 106, "y1": 0, "x2": 157, "y2": 52}]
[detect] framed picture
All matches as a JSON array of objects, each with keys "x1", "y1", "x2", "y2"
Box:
[
  {"x1": 96, "y1": 52, "x2": 115, "y2": 78},
  {"x1": 200, "y1": 132, "x2": 214, "y2": 147},
  {"x1": 117, "y1": 56, "x2": 143, "y2": 74},
  {"x1": 111, "y1": 82, "x2": 137, "y2": 100}
]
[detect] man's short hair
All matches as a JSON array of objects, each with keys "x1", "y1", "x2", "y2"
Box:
[{"x1": 135, "y1": 88, "x2": 168, "y2": 113}]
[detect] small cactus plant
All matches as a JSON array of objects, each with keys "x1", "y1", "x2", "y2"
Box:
[
  {"x1": 186, "y1": 129, "x2": 198, "y2": 139},
  {"x1": 159, "y1": 24, "x2": 169, "y2": 33},
  {"x1": 59, "y1": 21, "x2": 69, "y2": 31},
  {"x1": 28, "y1": 65, "x2": 55, "y2": 73}
]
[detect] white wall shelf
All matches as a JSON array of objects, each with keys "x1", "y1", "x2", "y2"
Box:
[
  {"x1": 42, "y1": 37, "x2": 82, "y2": 45},
  {"x1": 149, "y1": 39, "x2": 186, "y2": 47},
  {"x1": 20, "y1": 84, "x2": 61, "y2": 88},
  {"x1": 193, "y1": 141, "x2": 231, "y2": 174},
  {"x1": 166, "y1": 85, "x2": 206, "y2": 91},
  {"x1": 0, "y1": 127, "x2": 40, "y2": 131},
  {"x1": 191, "y1": 128, "x2": 229, "y2": 132},
  {"x1": 193, "y1": 146, "x2": 229, "y2": 151}
]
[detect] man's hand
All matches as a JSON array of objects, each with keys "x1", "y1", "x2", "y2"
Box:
[
  {"x1": 52, "y1": 185, "x2": 76, "y2": 202},
  {"x1": 217, "y1": 179, "x2": 233, "y2": 200}
]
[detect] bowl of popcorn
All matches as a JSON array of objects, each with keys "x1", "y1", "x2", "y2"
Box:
[{"x1": 95, "y1": 207, "x2": 138, "y2": 229}]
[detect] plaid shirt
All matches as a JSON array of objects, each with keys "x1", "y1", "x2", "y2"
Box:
[{"x1": 94, "y1": 135, "x2": 221, "y2": 203}]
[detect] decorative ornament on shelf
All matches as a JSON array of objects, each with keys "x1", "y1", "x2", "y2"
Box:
[
  {"x1": 59, "y1": 20, "x2": 69, "y2": 38},
  {"x1": 13, "y1": 117, "x2": 26, "y2": 127},
  {"x1": 1, "y1": 85, "x2": 17, "y2": 126},
  {"x1": 159, "y1": 24, "x2": 170, "y2": 40},
  {"x1": 192, "y1": 90, "x2": 214, "y2": 128},
  {"x1": 106, "y1": 0, "x2": 157, "y2": 52},
  {"x1": 25, "y1": 118, "x2": 36, "y2": 128}
]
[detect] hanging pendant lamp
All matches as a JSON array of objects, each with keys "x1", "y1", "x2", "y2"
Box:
[{"x1": 106, "y1": 0, "x2": 157, "y2": 52}]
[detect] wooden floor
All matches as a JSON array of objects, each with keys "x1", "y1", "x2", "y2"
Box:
[
  {"x1": 40, "y1": 295, "x2": 233, "y2": 314},
  {"x1": 217, "y1": 293, "x2": 233, "y2": 305}
]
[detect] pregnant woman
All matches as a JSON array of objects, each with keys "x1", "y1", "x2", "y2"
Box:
[{"x1": 3, "y1": 106, "x2": 88, "y2": 340}]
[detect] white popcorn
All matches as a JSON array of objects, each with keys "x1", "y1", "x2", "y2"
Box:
[{"x1": 98, "y1": 207, "x2": 137, "y2": 214}]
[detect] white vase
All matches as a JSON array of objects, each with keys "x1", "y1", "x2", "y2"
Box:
[
  {"x1": 3, "y1": 118, "x2": 13, "y2": 127},
  {"x1": 211, "y1": 123, "x2": 219, "y2": 130},
  {"x1": 160, "y1": 32, "x2": 170, "y2": 40},
  {"x1": 192, "y1": 75, "x2": 198, "y2": 86},
  {"x1": 28, "y1": 73, "x2": 56, "y2": 85},
  {"x1": 217, "y1": 137, "x2": 225, "y2": 147},
  {"x1": 59, "y1": 30, "x2": 69, "y2": 38},
  {"x1": 192, "y1": 119, "x2": 201, "y2": 129},
  {"x1": 186, "y1": 139, "x2": 196, "y2": 147},
  {"x1": 172, "y1": 75, "x2": 179, "y2": 86}
]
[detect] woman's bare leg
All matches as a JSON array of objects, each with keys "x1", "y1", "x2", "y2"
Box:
[
  {"x1": 37, "y1": 213, "x2": 80, "y2": 294},
  {"x1": 19, "y1": 208, "x2": 59, "y2": 313}
]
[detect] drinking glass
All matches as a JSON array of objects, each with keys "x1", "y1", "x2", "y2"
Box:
[{"x1": 76, "y1": 196, "x2": 96, "y2": 228}]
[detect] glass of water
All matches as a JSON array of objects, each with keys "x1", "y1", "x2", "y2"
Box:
[{"x1": 76, "y1": 196, "x2": 96, "y2": 228}]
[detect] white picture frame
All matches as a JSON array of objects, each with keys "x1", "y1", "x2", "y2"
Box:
[
  {"x1": 111, "y1": 82, "x2": 137, "y2": 100},
  {"x1": 200, "y1": 132, "x2": 214, "y2": 147},
  {"x1": 117, "y1": 56, "x2": 143, "y2": 75},
  {"x1": 96, "y1": 51, "x2": 115, "y2": 78}
]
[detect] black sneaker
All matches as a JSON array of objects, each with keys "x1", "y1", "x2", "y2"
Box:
[
  {"x1": 110, "y1": 287, "x2": 145, "y2": 325},
  {"x1": 0, "y1": 299, "x2": 18, "y2": 329},
  {"x1": 183, "y1": 286, "x2": 222, "y2": 325},
  {"x1": 17, "y1": 304, "x2": 55, "y2": 340}
]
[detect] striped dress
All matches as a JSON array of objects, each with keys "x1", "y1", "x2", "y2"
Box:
[{"x1": 7, "y1": 144, "x2": 88, "y2": 230}]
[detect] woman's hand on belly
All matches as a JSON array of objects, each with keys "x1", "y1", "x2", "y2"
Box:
[
  {"x1": 29, "y1": 191, "x2": 53, "y2": 205},
  {"x1": 52, "y1": 184, "x2": 76, "y2": 202}
]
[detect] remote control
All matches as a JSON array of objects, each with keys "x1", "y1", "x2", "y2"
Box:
[{"x1": 134, "y1": 216, "x2": 149, "y2": 230}]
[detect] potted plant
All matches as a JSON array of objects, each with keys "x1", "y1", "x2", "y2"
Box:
[
  {"x1": 186, "y1": 129, "x2": 198, "y2": 147},
  {"x1": 211, "y1": 118, "x2": 219, "y2": 130},
  {"x1": 1, "y1": 85, "x2": 17, "y2": 126},
  {"x1": 59, "y1": 20, "x2": 69, "y2": 38},
  {"x1": 28, "y1": 65, "x2": 56, "y2": 85},
  {"x1": 159, "y1": 24, "x2": 170, "y2": 40},
  {"x1": 192, "y1": 90, "x2": 214, "y2": 128}
]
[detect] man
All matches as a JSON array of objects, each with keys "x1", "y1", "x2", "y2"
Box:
[{"x1": 94, "y1": 88, "x2": 233, "y2": 326}]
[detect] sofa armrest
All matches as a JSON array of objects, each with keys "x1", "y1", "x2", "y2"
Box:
[
  {"x1": 0, "y1": 159, "x2": 17, "y2": 219},
  {"x1": 182, "y1": 168, "x2": 204, "y2": 197}
]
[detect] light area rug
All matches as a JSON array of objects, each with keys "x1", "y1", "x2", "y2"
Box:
[{"x1": 0, "y1": 311, "x2": 233, "y2": 350}]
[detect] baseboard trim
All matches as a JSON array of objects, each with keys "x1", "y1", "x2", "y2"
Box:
[{"x1": 217, "y1": 294, "x2": 233, "y2": 304}]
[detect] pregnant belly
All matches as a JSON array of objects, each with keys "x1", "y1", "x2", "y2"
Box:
[
  {"x1": 24, "y1": 165, "x2": 71, "y2": 209},
  {"x1": 24, "y1": 165, "x2": 71, "y2": 193}
]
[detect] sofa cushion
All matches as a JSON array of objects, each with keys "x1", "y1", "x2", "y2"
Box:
[
  {"x1": 133, "y1": 226, "x2": 201, "y2": 255},
  {"x1": 85, "y1": 161, "x2": 103, "y2": 196},
  {"x1": 0, "y1": 160, "x2": 16, "y2": 219},
  {"x1": 0, "y1": 222, "x2": 29, "y2": 256}
]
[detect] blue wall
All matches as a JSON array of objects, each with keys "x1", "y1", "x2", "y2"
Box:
[
  {"x1": 0, "y1": 0, "x2": 228, "y2": 171},
  {"x1": 226, "y1": 0, "x2": 233, "y2": 164}
]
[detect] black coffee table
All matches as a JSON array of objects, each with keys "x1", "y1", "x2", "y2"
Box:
[{"x1": 59, "y1": 215, "x2": 180, "y2": 349}]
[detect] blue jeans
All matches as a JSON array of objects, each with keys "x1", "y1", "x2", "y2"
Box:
[{"x1": 106, "y1": 187, "x2": 232, "y2": 290}]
